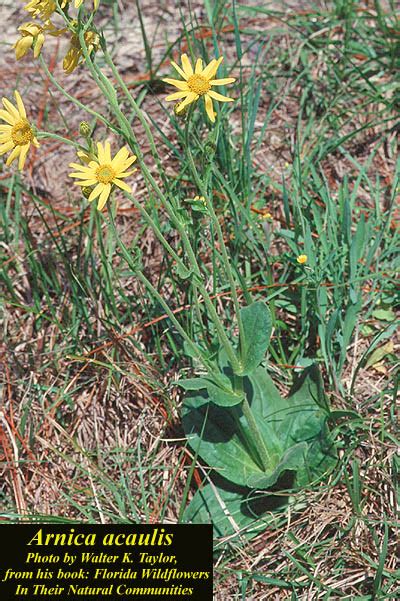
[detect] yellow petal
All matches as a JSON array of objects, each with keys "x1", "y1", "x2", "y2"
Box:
[
  {"x1": 202, "y1": 56, "x2": 223, "y2": 79},
  {"x1": 15, "y1": 37, "x2": 34, "y2": 60},
  {"x1": 2, "y1": 98, "x2": 20, "y2": 120},
  {"x1": 170, "y1": 60, "x2": 188, "y2": 81},
  {"x1": 88, "y1": 183, "x2": 103, "y2": 202},
  {"x1": 70, "y1": 172, "x2": 98, "y2": 179},
  {"x1": 6, "y1": 146, "x2": 21, "y2": 166},
  {"x1": 207, "y1": 89, "x2": 234, "y2": 103},
  {"x1": 0, "y1": 125, "x2": 12, "y2": 132},
  {"x1": 0, "y1": 109, "x2": 16, "y2": 125},
  {"x1": 162, "y1": 78, "x2": 189, "y2": 91},
  {"x1": 210, "y1": 77, "x2": 236, "y2": 85},
  {"x1": 176, "y1": 91, "x2": 198, "y2": 112},
  {"x1": 14, "y1": 92, "x2": 27, "y2": 119},
  {"x1": 121, "y1": 155, "x2": 137, "y2": 168},
  {"x1": 104, "y1": 141, "x2": 112, "y2": 163},
  {"x1": 113, "y1": 179, "x2": 132, "y2": 193},
  {"x1": 97, "y1": 142, "x2": 106, "y2": 163},
  {"x1": 195, "y1": 58, "x2": 203, "y2": 74},
  {"x1": 97, "y1": 184, "x2": 111, "y2": 210},
  {"x1": 165, "y1": 90, "x2": 189, "y2": 102},
  {"x1": 79, "y1": 178, "x2": 98, "y2": 186},
  {"x1": 33, "y1": 33, "x2": 45, "y2": 58},
  {"x1": 204, "y1": 94, "x2": 215, "y2": 123},
  {"x1": 181, "y1": 54, "x2": 194, "y2": 77},
  {"x1": 19, "y1": 24, "x2": 41, "y2": 36},
  {"x1": 18, "y1": 143, "x2": 30, "y2": 170},
  {"x1": 111, "y1": 147, "x2": 130, "y2": 169},
  {"x1": 115, "y1": 169, "x2": 137, "y2": 178},
  {"x1": 0, "y1": 140, "x2": 15, "y2": 154},
  {"x1": 75, "y1": 179, "x2": 98, "y2": 186},
  {"x1": 69, "y1": 162, "x2": 94, "y2": 172}
]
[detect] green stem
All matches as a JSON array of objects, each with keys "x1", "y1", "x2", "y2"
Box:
[
  {"x1": 184, "y1": 114, "x2": 246, "y2": 372},
  {"x1": 135, "y1": 271, "x2": 207, "y2": 366},
  {"x1": 37, "y1": 131, "x2": 80, "y2": 148},
  {"x1": 103, "y1": 50, "x2": 165, "y2": 177},
  {"x1": 77, "y1": 35, "x2": 241, "y2": 372},
  {"x1": 241, "y1": 396, "x2": 271, "y2": 471},
  {"x1": 91, "y1": 55, "x2": 240, "y2": 371},
  {"x1": 39, "y1": 56, "x2": 119, "y2": 135}
]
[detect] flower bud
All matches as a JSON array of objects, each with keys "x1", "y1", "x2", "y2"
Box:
[
  {"x1": 81, "y1": 187, "x2": 93, "y2": 199},
  {"x1": 174, "y1": 102, "x2": 188, "y2": 118},
  {"x1": 79, "y1": 122, "x2": 91, "y2": 138}
]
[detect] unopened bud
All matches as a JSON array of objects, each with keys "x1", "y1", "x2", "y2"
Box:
[
  {"x1": 204, "y1": 141, "x2": 216, "y2": 156},
  {"x1": 81, "y1": 186, "x2": 92, "y2": 199},
  {"x1": 79, "y1": 122, "x2": 91, "y2": 138},
  {"x1": 174, "y1": 102, "x2": 188, "y2": 118}
]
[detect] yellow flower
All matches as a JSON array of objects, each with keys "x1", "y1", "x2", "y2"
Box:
[
  {"x1": 63, "y1": 29, "x2": 100, "y2": 73},
  {"x1": 24, "y1": 0, "x2": 99, "y2": 17},
  {"x1": 23, "y1": 0, "x2": 63, "y2": 20},
  {"x1": 193, "y1": 195, "x2": 207, "y2": 206},
  {"x1": 163, "y1": 54, "x2": 235, "y2": 122},
  {"x1": 15, "y1": 21, "x2": 64, "y2": 60},
  {"x1": 69, "y1": 142, "x2": 137, "y2": 211},
  {"x1": 297, "y1": 254, "x2": 308, "y2": 264},
  {"x1": 0, "y1": 91, "x2": 39, "y2": 170}
]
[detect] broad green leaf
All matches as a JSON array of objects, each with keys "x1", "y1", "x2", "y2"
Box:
[
  {"x1": 179, "y1": 375, "x2": 244, "y2": 407},
  {"x1": 182, "y1": 364, "x2": 336, "y2": 489},
  {"x1": 247, "y1": 443, "x2": 308, "y2": 489},
  {"x1": 179, "y1": 378, "x2": 214, "y2": 391},
  {"x1": 184, "y1": 481, "x2": 288, "y2": 539},
  {"x1": 238, "y1": 301, "x2": 272, "y2": 375},
  {"x1": 205, "y1": 380, "x2": 244, "y2": 407}
]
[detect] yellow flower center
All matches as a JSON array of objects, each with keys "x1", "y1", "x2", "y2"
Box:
[
  {"x1": 187, "y1": 74, "x2": 211, "y2": 95},
  {"x1": 11, "y1": 120, "x2": 34, "y2": 146},
  {"x1": 96, "y1": 164, "x2": 116, "y2": 184}
]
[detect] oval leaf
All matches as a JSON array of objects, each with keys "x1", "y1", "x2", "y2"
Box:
[{"x1": 237, "y1": 302, "x2": 272, "y2": 375}]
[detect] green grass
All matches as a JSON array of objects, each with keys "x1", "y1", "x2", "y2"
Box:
[{"x1": 1, "y1": 0, "x2": 399, "y2": 598}]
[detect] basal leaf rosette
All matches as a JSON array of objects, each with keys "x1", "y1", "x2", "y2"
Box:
[{"x1": 182, "y1": 364, "x2": 336, "y2": 490}]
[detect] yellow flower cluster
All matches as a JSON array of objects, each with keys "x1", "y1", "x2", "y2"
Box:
[
  {"x1": 2, "y1": 51, "x2": 235, "y2": 212},
  {"x1": 15, "y1": 0, "x2": 100, "y2": 73}
]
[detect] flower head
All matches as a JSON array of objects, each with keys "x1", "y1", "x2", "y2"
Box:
[
  {"x1": 63, "y1": 28, "x2": 100, "y2": 73},
  {"x1": 0, "y1": 91, "x2": 39, "y2": 170},
  {"x1": 24, "y1": 0, "x2": 99, "y2": 18},
  {"x1": 15, "y1": 20, "x2": 64, "y2": 60},
  {"x1": 296, "y1": 254, "x2": 308, "y2": 265},
  {"x1": 69, "y1": 142, "x2": 137, "y2": 210},
  {"x1": 23, "y1": 0, "x2": 61, "y2": 20},
  {"x1": 163, "y1": 54, "x2": 235, "y2": 122}
]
